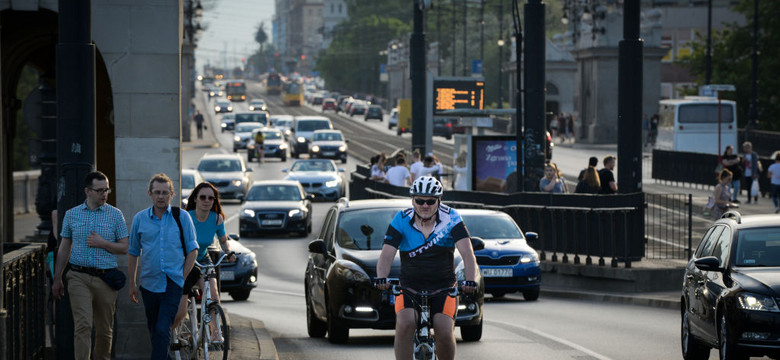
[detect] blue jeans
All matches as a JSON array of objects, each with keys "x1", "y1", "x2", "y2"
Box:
[
  {"x1": 730, "y1": 179, "x2": 740, "y2": 201},
  {"x1": 772, "y1": 184, "x2": 780, "y2": 209},
  {"x1": 141, "y1": 277, "x2": 182, "y2": 360}
]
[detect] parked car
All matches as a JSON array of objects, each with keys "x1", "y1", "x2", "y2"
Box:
[
  {"x1": 196, "y1": 153, "x2": 252, "y2": 201},
  {"x1": 220, "y1": 113, "x2": 236, "y2": 132},
  {"x1": 217, "y1": 236, "x2": 258, "y2": 301},
  {"x1": 214, "y1": 100, "x2": 233, "y2": 114},
  {"x1": 180, "y1": 168, "x2": 204, "y2": 207},
  {"x1": 433, "y1": 117, "x2": 454, "y2": 140},
  {"x1": 309, "y1": 129, "x2": 348, "y2": 164},
  {"x1": 321, "y1": 98, "x2": 337, "y2": 112},
  {"x1": 305, "y1": 199, "x2": 485, "y2": 344},
  {"x1": 282, "y1": 159, "x2": 345, "y2": 201},
  {"x1": 680, "y1": 211, "x2": 780, "y2": 360},
  {"x1": 232, "y1": 122, "x2": 264, "y2": 152},
  {"x1": 239, "y1": 180, "x2": 313, "y2": 238},
  {"x1": 248, "y1": 99, "x2": 268, "y2": 112},
  {"x1": 247, "y1": 128, "x2": 287, "y2": 162},
  {"x1": 288, "y1": 116, "x2": 333, "y2": 159},
  {"x1": 387, "y1": 108, "x2": 398, "y2": 130},
  {"x1": 364, "y1": 105, "x2": 383, "y2": 122},
  {"x1": 459, "y1": 209, "x2": 541, "y2": 300}
]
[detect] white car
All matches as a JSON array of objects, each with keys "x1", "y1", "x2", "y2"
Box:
[{"x1": 388, "y1": 108, "x2": 398, "y2": 130}]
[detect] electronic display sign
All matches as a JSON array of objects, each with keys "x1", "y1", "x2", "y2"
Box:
[{"x1": 433, "y1": 79, "x2": 484, "y2": 116}]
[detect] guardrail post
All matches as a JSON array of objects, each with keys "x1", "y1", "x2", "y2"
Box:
[
  {"x1": 610, "y1": 211, "x2": 619, "y2": 268},
  {"x1": 623, "y1": 210, "x2": 632, "y2": 269},
  {"x1": 598, "y1": 210, "x2": 606, "y2": 266},
  {"x1": 585, "y1": 209, "x2": 592, "y2": 265},
  {"x1": 561, "y1": 208, "x2": 569, "y2": 264},
  {"x1": 687, "y1": 193, "x2": 693, "y2": 259},
  {"x1": 549, "y1": 208, "x2": 558, "y2": 262},
  {"x1": 573, "y1": 209, "x2": 581, "y2": 265},
  {"x1": 536, "y1": 207, "x2": 545, "y2": 261}
]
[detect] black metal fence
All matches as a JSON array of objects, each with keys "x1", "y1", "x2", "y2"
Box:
[
  {"x1": 2, "y1": 243, "x2": 47, "y2": 360},
  {"x1": 350, "y1": 165, "x2": 645, "y2": 267},
  {"x1": 644, "y1": 193, "x2": 693, "y2": 260}
]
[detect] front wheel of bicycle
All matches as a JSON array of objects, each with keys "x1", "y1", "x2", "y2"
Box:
[{"x1": 202, "y1": 303, "x2": 229, "y2": 360}]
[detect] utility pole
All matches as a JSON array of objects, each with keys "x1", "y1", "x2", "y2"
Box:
[
  {"x1": 705, "y1": 0, "x2": 712, "y2": 85},
  {"x1": 56, "y1": 0, "x2": 96, "y2": 358},
  {"x1": 411, "y1": 0, "x2": 429, "y2": 154},
  {"x1": 512, "y1": 0, "x2": 524, "y2": 192},
  {"x1": 747, "y1": 0, "x2": 759, "y2": 136},
  {"x1": 617, "y1": 0, "x2": 644, "y2": 194},
  {"x1": 523, "y1": 0, "x2": 546, "y2": 192},
  {"x1": 463, "y1": 0, "x2": 468, "y2": 76},
  {"x1": 497, "y1": 0, "x2": 504, "y2": 109},
  {"x1": 452, "y1": 2, "x2": 457, "y2": 76}
]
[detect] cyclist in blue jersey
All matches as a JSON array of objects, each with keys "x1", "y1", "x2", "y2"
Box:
[{"x1": 375, "y1": 176, "x2": 478, "y2": 360}]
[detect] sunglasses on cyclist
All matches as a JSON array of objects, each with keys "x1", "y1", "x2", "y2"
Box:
[
  {"x1": 414, "y1": 198, "x2": 438, "y2": 206},
  {"x1": 198, "y1": 194, "x2": 216, "y2": 201}
]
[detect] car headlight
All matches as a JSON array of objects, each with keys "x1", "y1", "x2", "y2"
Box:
[
  {"x1": 221, "y1": 123, "x2": 227, "y2": 128},
  {"x1": 215, "y1": 106, "x2": 221, "y2": 111},
  {"x1": 335, "y1": 262, "x2": 370, "y2": 283},
  {"x1": 279, "y1": 143, "x2": 288, "y2": 150},
  {"x1": 520, "y1": 253, "x2": 539, "y2": 264},
  {"x1": 234, "y1": 135, "x2": 241, "y2": 142},
  {"x1": 210, "y1": 91, "x2": 215, "y2": 96},
  {"x1": 242, "y1": 209, "x2": 255, "y2": 217},
  {"x1": 311, "y1": 145, "x2": 320, "y2": 152},
  {"x1": 339, "y1": 145, "x2": 347, "y2": 152},
  {"x1": 232, "y1": 180, "x2": 242, "y2": 187},
  {"x1": 737, "y1": 292, "x2": 780, "y2": 312},
  {"x1": 297, "y1": 136, "x2": 306, "y2": 143},
  {"x1": 288, "y1": 209, "x2": 303, "y2": 218},
  {"x1": 285, "y1": 130, "x2": 291, "y2": 136},
  {"x1": 227, "y1": 106, "x2": 233, "y2": 111},
  {"x1": 239, "y1": 253, "x2": 256, "y2": 267},
  {"x1": 249, "y1": 106, "x2": 255, "y2": 111},
  {"x1": 325, "y1": 180, "x2": 339, "y2": 188}
]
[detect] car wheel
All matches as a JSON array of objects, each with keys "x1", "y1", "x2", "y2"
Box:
[
  {"x1": 388, "y1": 123, "x2": 393, "y2": 130},
  {"x1": 397, "y1": 128, "x2": 402, "y2": 136},
  {"x1": 522, "y1": 288, "x2": 540, "y2": 301},
  {"x1": 307, "y1": 222, "x2": 312, "y2": 234},
  {"x1": 233, "y1": 148, "x2": 237, "y2": 153},
  {"x1": 490, "y1": 291, "x2": 506, "y2": 298},
  {"x1": 293, "y1": 151, "x2": 299, "y2": 159},
  {"x1": 446, "y1": 134, "x2": 452, "y2": 140},
  {"x1": 327, "y1": 305, "x2": 349, "y2": 344},
  {"x1": 460, "y1": 318, "x2": 482, "y2": 342},
  {"x1": 681, "y1": 310, "x2": 710, "y2": 360},
  {"x1": 306, "y1": 289, "x2": 327, "y2": 338},
  {"x1": 719, "y1": 312, "x2": 747, "y2": 360},
  {"x1": 229, "y1": 289, "x2": 251, "y2": 301},
  {"x1": 281, "y1": 155, "x2": 287, "y2": 162},
  {"x1": 341, "y1": 157, "x2": 347, "y2": 164}
]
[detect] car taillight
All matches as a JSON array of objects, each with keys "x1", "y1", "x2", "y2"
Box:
[{"x1": 447, "y1": 123, "x2": 452, "y2": 127}]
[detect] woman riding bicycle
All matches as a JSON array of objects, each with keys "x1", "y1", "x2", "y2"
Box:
[
  {"x1": 375, "y1": 176, "x2": 478, "y2": 360},
  {"x1": 174, "y1": 182, "x2": 236, "y2": 340}
]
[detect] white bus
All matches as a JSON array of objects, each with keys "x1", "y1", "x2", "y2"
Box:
[{"x1": 656, "y1": 97, "x2": 738, "y2": 155}]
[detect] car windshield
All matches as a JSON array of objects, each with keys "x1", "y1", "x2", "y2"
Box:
[
  {"x1": 246, "y1": 185, "x2": 301, "y2": 201},
  {"x1": 734, "y1": 228, "x2": 780, "y2": 267},
  {"x1": 252, "y1": 101, "x2": 265, "y2": 106},
  {"x1": 297, "y1": 120, "x2": 330, "y2": 132},
  {"x1": 313, "y1": 132, "x2": 342, "y2": 141},
  {"x1": 198, "y1": 159, "x2": 242, "y2": 172},
  {"x1": 181, "y1": 174, "x2": 195, "y2": 189},
  {"x1": 291, "y1": 160, "x2": 335, "y2": 172},
  {"x1": 337, "y1": 208, "x2": 400, "y2": 250},
  {"x1": 236, "y1": 113, "x2": 268, "y2": 125},
  {"x1": 460, "y1": 213, "x2": 523, "y2": 239},
  {"x1": 262, "y1": 130, "x2": 282, "y2": 140},
  {"x1": 236, "y1": 124, "x2": 262, "y2": 133}
]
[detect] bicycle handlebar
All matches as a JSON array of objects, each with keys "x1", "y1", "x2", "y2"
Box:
[
  {"x1": 194, "y1": 251, "x2": 236, "y2": 269},
  {"x1": 390, "y1": 284, "x2": 459, "y2": 298}
]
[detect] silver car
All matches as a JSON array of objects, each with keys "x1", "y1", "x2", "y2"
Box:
[
  {"x1": 282, "y1": 159, "x2": 345, "y2": 201},
  {"x1": 196, "y1": 153, "x2": 253, "y2": 201},
  {"x1": 233, "y1": 122, "x2": 264, "y2": 152},
  {"x1": 181, "y1": 168, "x2": 204, "y2": 207}
]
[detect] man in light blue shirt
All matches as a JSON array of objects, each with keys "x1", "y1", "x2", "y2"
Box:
[{"x1": 128, "y1": 173, "x2": 198, "y2": 359}]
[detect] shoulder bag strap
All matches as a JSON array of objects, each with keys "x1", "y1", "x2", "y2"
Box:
[{"x1": 171, "y1": 206, "x2": 186, "y2": 257}]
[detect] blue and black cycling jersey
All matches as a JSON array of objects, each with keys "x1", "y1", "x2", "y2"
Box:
[{"x1": 384, "y1": 203, "x2": 470, "y2": 291}]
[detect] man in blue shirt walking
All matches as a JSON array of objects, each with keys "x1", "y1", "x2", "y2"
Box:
[
  {"x1": 52, "y1": 170, "x2": 129, "y2": 360},
  {"x1": 128, "y1": 173, "x2": 198, "y2": 359}
]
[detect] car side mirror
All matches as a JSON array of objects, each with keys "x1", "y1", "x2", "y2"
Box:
[
  {"x1": 338, "y1": 168, "x2": 345, "y2": 173},
  {"x1": 470, "y1": 237, "x2": 485, "y2": 251},
  {"x1": 345, "y1": 139, "x2": 350, "y2": 143},
  {"x1": 525, "y1": 232, "x2": 539, "y2": 248},
  {"x1": 694, "y1": 256, "x2": 721, "y2": 272},
  {"x1": 246, "y1": 168, "x2": 253, "y2": 172},
  {"x1": 308, "y1": 239, "x2": 328, "y2": 254},
  {"x1": 306, "y1": 194, "x2": 315, "y2": 201},
  {"x1": 228, "y1": 233, "x2": 240, "y2": 241}
]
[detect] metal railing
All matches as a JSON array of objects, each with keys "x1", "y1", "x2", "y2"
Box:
[
  {"x1": 3, "y1": 243, "x2": 47, "y2": 360},
  {"x1": 644, "y1": 193, "x2": 693, "y2": 260},
  {"x1": 13, "y1": 170, "x2": 40, "y2": 215}
]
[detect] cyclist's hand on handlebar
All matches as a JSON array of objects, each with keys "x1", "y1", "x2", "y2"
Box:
[
  {"x1": 226, "y1": 251, "x2": 237, "y2": 262},
  {"x1": 373, "y1": 277, "x2": 390, "y2": 291},
  {"x1": 460, "y1": 280, "x2": 477, "y2": 294}
]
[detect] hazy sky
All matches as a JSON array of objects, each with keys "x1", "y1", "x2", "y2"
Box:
[{"x1": 194, "y1": 0, "x2": 276, "y2": 72}]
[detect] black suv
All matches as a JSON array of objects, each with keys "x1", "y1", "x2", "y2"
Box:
[
  {"x1": 681, "y1": 211, "x2": 780, "y2": 360},
  {"x1": 305, "y1": 198, "x2": 485, "y2": 344}
]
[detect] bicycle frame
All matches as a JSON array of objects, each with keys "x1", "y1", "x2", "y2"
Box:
[{"x1": 392, "y1": 285, "x2": 459, "y2": 360}]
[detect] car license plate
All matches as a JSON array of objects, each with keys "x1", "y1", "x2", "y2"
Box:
[
  {"x1": 323, "y1": 151, "x2": 335, "y2": 156},
  {"x1": 481, "y1": 268, "x2": 512, "y2": 278},
  {"x1": 262, "y1": 219, "x2": 283, "y2": 225},
  {"x1": 220, "y1": 270, "x2": 234, "y2": 281}
]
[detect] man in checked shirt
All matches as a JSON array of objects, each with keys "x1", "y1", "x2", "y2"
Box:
[{"x1": 52, "y1": 171, "x2": 129, "y2": 360}]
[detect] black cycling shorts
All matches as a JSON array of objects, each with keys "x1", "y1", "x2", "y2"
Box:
[{"x1": 395, "y1": 292, "x2": 458, "y2": 319}]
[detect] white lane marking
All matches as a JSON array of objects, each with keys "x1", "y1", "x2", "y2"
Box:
[
  {"x1": 488, "y1": 319, "x2": 614, "y2": 360},
  {"x1": 259, "y1": 288, "x2": 305, "y2": 297}
]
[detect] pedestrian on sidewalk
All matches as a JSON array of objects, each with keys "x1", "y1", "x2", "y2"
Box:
[
  {"x1": 768, "y1": 152, "x2": 780, "y2": 213},
  {"x1": 386, "y1": 156, "x2": 411, "y2": 187},
  {"x1": 194, "y1": 111, "x2": 205, "y2": 140},
  {"x1": 128, "y1": 173, "x2": 199, "y2": 360},
  {"x1": 540, "y1": 162, "x2": 568, "y2": 193},
  {"x1": 598, "y1": 155, "x2": 617, "y2": 194},
  {"x1": 721, "y1": 145, "x2": 743, "y2": 202},
  {"x1": 52, "y1": 171, "x2": 129, "y2": 360},
  {"x1": 409, "y1": 149, "x2": 423, "y2": 181},
  {"x1": 712, "y1": 169, "x2": 737, "y2": 220},
  {"x1": 742, "y1": 141, "x2": 762, "y2": 204},
  {"x1": 575, "y1": 160, "x2": 601, "y2": 194}
]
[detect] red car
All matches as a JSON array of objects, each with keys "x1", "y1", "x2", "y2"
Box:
[{"x1": 321, "y1": 98, "x2": 337, "y2": 112}]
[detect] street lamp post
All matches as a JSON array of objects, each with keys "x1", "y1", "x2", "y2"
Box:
[
  {"x1": 747, "y1": 0, "x2": 760, "y2": 137},
  {"x1": 497, "y1": 0, "x2": 503, "y2": 109}
]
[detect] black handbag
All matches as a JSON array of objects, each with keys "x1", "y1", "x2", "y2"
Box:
[{"x1": 101, "y1": 268, "x2": 127, "y2": 291}]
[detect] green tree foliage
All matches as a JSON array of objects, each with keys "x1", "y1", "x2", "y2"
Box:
[{"x1": 681, "y1": 0, "x2": 779, "y2": 131}]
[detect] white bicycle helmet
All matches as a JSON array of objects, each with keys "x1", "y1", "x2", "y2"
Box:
[{"x1": 410, "y1": 176, "x2": 443, "y2": 197}]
